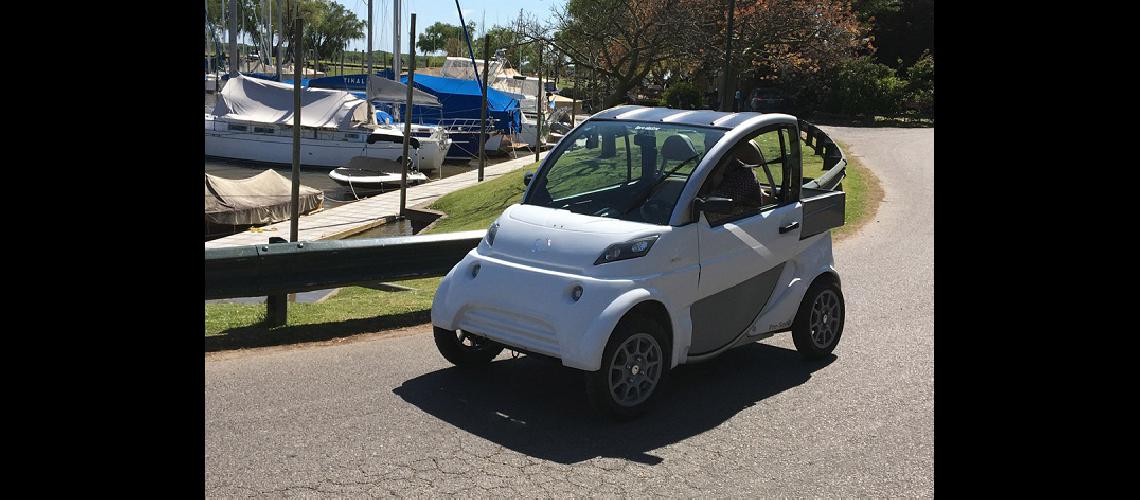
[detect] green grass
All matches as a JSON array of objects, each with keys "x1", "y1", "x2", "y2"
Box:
[
  {"x1": 420, "y1": 163, "x2": 537, "y2": 234},
  {"x1": 205, "y1": 136, "x2": 881, "y2": 345},
  {"x1": 205, "y1": 277, "x2": 442, "y2": 337},
  {"x1": 829, "y1": 140, "x2": 881, "y2": 240}
]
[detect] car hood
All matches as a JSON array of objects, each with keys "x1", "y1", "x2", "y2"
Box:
[{"x1": 481, "y1": 204, "x2": 665, "y2": 274}]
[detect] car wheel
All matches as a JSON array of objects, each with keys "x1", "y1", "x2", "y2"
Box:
[
  {"x1": 791, "y1": 278, "x2": 845, "y2": 359},
  {"x1": 585, "y1": 315, "x2": 670, "y2": 420},
  {"x1": 433, "y1": 326, "x2": 504, "y2": 367}
]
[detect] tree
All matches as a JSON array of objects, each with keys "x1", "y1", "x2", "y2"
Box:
[
  {"x1": 303, "y1": 1, "x2": 365, "y2": 66},
  {"x1": 541, "y1": 0, "x2": 696, "y2": 108},
  {"x1": 851, "y1": 0, "x2": 933, "y2": 69},
  {"x1": 418, "y1": 22, "x2": 457, "y2": 57}
]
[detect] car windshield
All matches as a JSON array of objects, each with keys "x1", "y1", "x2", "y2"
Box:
[{"x1": 524, "y1": 120, "x2": 724, "y2": 225}]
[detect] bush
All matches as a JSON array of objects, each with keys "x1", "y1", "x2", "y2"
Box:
[
  {"x1": 903, "y1": 50, "x2": 934, "y2": 116},
  {"x1": 660, "y1": 81, "x2": 702, "y2": 109},
  {"x1": 824, "y1": 57, "x2": 907, "y2": 116}
]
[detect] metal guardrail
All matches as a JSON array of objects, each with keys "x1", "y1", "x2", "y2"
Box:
[{"x1": 205, "y1": 230, "x2": 485, "y2": 300}]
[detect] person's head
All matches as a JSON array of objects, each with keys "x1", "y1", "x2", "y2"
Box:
[{"x1": 728, "y1": 139, "x2": 764, "y2": 168}]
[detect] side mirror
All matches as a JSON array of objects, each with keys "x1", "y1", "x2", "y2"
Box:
[
  {"x1": 523, "y1": 171, "x2": 534, "y2": 186},
  {"x1": 694, "y1": 197, "x2": 734, "y2": 214}
]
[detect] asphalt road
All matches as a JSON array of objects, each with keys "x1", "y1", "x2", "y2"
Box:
[{"x1": 205, "y1": 126, "x2": 934, "y2": 497}]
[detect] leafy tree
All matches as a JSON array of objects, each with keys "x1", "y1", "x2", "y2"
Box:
[
  {"x1": 852, "y1": 0, "x2": 933, "y2": 69},
  {"x1": 418, "y1": 22, "x2": 458, "y2": 57},
  {"x1": 540, "y1": 0, "x2": 695, "y2": 108}
]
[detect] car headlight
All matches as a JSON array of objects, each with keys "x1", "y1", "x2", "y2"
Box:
[
  {"x1": 485, "y1": 221, "x2": 499, "y2": 246},
  {"x1": 594, "y1": 235, "x2": 660, "y2": 265}
]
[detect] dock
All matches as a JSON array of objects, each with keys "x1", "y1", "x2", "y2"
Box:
[{"x1": 206, "y1": 152, "x2": 548, "y2": 249}]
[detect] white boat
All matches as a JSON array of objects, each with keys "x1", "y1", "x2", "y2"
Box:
[
  {"x1": 328, "y1": 156, "x2": 428, "y2": 189},
  {"x1": 205, "y1": 75, "x2": 450, "y2": 171}
]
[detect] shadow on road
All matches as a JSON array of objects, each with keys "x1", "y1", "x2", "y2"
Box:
[{"x1": 393, "y1": 342, "x2": 835, "y2": 465}]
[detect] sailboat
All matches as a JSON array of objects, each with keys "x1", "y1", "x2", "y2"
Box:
[{"x1": 205, "y1": 74, "x2": 448, "y2": 171}]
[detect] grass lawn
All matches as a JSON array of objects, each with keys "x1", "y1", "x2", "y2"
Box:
[{"x1": 205, "y1": 134, "x2": 881, "y2": 344}]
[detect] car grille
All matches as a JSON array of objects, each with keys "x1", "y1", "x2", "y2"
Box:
[{"x1": 459, "y1": 307, "x2": 559, "y2": 356}]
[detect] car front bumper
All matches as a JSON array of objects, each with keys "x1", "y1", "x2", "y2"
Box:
[{"x1": 431, "y1": 252, "x2": 644, "y2": 371}]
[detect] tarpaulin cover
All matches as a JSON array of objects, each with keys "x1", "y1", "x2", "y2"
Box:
[
  {"x1": 205, "y1": 169, "x2": 323, "y2": 226},
  {"x1": 212, "y1": 75, "x2": 374, "y2": 130},
  {"x1": 306, "y1": 74, "x2": 440, "y2": 106},
  {"x1": 367, "y1": 76, "x2": 441, "y2": 106},
  {"x1": 400, "y1": 74, "x2": 522, "y2": 132}
]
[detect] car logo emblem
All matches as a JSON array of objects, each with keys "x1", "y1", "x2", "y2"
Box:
[{"x1": 531, "y1": 239, "x2": 550, "y2": 253}]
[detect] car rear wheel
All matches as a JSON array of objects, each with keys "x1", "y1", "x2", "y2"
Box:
[
  {"x1": 791, "y1": 278, "x2": 845, "y2": 359},
  {"x1": 585, "y1": 315, "x2": 670, "y2": 420},
  {"x1": 433, "y1": 326, "x2": 504, "y2": 367}
]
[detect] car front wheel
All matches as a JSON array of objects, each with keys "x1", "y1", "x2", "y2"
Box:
[
  {"x1": 585, "y1": 315, "x2": 669, "y2": 420},
  {"x1": 791, "y1": 278, "x2": 845, "y2": 359}
]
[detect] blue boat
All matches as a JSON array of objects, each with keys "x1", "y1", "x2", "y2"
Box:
[{"x1": 307, "y1": 72, "x2": 521, "y2": 160}]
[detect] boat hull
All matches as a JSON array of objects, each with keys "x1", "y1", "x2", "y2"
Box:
[
  {"x1": 329, "y1": 167, "x2": 428, "y2": 188},
  {"x1": 205, "y1": 118, "x2": 449, "y2": 171}
]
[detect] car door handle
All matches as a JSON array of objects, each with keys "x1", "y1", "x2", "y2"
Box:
[{"x1": 779, "y1": 221, "x2": 800, "y2": 234}]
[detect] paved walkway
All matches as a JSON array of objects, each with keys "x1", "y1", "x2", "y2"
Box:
[{"x1": 206, "y1": 152, "x2": 548, "y2": 249}]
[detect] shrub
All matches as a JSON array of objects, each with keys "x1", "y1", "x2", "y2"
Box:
[
  {"x1": 824, "y1": 57, "x2": 907, "y2": 116},
  {"x1": 660, "y1": 81, "x2": 702, "y2": 109},
  {"x1": 903, "y1": 50, "x2": 934, "y2": 116}
]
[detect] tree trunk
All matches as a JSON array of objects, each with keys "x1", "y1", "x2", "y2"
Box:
[{"x1": 603, "y1": 78, "x2": 637, "y2": 108}]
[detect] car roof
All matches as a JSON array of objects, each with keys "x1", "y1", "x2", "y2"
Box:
[{"x1": 588, "y1": 105, "x2": 785, "y2": 129}]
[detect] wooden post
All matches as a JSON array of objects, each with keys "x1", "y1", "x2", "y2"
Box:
[
  {"x1": 535, "y1": 41, "x2": 542, "y2": 163},
  {"x1": 478, "y1": 35, "x2": 489, "y2": 182},
  {"x1": 400, "y1": 14, "x2": 417, "y2": 217},
  {"x1": 290, "y1": 17, "x2": 304, "y2": 244}
]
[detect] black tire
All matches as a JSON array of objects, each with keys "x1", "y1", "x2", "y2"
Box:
[
  {"x1": 433, "y1": 326, "x2": 504, "y2": 367},
  {"x1": 791, "y1": 277, "x2": 845, "y2": 359},
  {"x1": 584, "y1": 315, "x2": 670, "y2": 420}
]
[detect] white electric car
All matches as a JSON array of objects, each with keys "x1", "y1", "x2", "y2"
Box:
[{"x1": 431, "y1": 106, "x2": 848, "y2": 418}]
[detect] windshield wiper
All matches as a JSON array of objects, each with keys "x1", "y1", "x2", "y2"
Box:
[{"x1": 620, "y1": 153, "x2": 701, "y2": 215}]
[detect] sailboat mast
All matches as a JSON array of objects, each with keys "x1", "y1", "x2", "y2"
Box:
[
  {"x1": 275, "y1": 0, "x2": 282, "y2": 79},
  {"x1": 454, "y1": 0, "x2": 481, "y2": 88},
  {"x1": 393, "y1": 0, "x2": 401, "y2": 79},
  {"x1": 367, "y1": 0, "x2": 373, "y2": 76},
  {"x1": 228, "y1": 0, "x2": 238, "y2": 76}
]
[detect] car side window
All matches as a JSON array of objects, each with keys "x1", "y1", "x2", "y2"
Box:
[{"x1": 699, "y1": 126, "x2": 796, "y2": 227}]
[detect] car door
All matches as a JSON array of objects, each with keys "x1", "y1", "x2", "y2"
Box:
[{"x1": 689, "y1": 125, "x2": 803, "y2": 355}]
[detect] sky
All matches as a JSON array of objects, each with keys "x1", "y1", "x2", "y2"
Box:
[{"x1": 333, "y1": 0, "x2": 563, "y2": 55}]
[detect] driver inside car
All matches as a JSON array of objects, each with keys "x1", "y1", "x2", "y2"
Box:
[{"x1": 706, "y1": 140, "x2": 770, "y2": 208}]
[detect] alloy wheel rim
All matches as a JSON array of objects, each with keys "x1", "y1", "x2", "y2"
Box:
[
  {"x1": 809, "y1": 290, "x2": 841, "y2": 348},
  {"x1": 608, "y1": 333, "x2": 663, "y2": 407}
]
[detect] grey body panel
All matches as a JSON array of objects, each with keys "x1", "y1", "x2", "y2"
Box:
[
  {"x1": 689, "y1": 262, "x2": 786, "y2": 355},
  {"x1": 801, "y1": 189, "x2": 845, "y2": 239}
]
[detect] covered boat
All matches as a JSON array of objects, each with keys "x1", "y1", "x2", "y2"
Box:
[
  {"x1": 204, "y1": 169, "x2": 324, "y2": 239},
  {"x1": 205, "y1": 75, "x2": 449, "y2": 171},
  {"x1": 398, "y1": 74, "x2": 522, "y2": 159}
]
